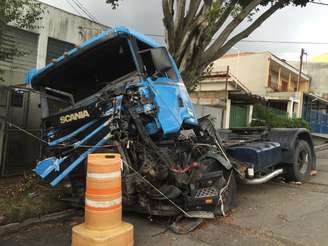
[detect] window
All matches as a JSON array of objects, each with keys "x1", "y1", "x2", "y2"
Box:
[
  {"x1": 137, "y1": 40, "x2": 178, "y2": 82},
  {"x1": 11, "y1": 90, "x2": 24, "y2": 107}
]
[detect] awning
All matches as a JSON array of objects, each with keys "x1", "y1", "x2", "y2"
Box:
[
  {"x1": 229, "y1": 91, "x2": 266, "y2": 104},
  {"x1": 304, "y1": 92, "x2": 328, "y2": 105}
]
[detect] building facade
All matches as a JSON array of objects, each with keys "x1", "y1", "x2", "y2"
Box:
[
  {"x1": 0, "y1": 2, "x2": 108, "y2": 175},
  {"x1": 290, "y1": 54, "x2": 328, "y2": 133},
  {"x1": 191, "y1": 69, "x2": 263, "y2": 128},
  {"x1": 213, "y1": 52, "x2": 310, "y2": 118}
]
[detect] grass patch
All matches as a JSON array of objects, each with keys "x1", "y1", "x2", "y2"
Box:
[{"x1": 0, "y1": 173, "x2": 70, "y2": 225}]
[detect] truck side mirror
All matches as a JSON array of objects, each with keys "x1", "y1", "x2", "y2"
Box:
[{"x1": 150, "y1": 47, "x2": 172, "y2": 74}]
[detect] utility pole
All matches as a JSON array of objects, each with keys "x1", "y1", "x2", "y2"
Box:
[
  {"x1": 222, "y1": 65, "x2": 230, "y2": 128},
  {"x1": 297, "y1": 48, "x2": 306, "y2": 92},
  {"x1": 225, "y1": 65, "x2": 230, "y2": 102}
]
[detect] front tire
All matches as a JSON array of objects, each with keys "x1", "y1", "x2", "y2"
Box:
[{"x1": 284, "y1": 140, "x2": 313, "y2": 182}]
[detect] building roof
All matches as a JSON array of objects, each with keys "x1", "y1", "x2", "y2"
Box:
[
  {"x1": 310, "y1": 53, "x2": 328, "y2": 63},
  {"x1": 221, "y1": 51, "x2": 310, "y2": 81},
  {"x1": 305, "y1": 92, "x2": 328, "y2": 105}
]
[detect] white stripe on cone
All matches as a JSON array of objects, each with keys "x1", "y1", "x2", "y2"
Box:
[
  {"x1": 85, "y1": 197, "x2": 122, "y2": 208},
  {"x1": 87, "y1": 171, "x2": 121, "y2": 180}
]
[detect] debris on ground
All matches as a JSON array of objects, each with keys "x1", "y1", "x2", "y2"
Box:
[{"x1": 0, "y1": 173, "x2": 70, "y2": 225}]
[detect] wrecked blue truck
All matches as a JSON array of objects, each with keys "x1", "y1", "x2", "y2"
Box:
[{"x1": 26, "y1": 27, "x2": 315, "y2": 218}]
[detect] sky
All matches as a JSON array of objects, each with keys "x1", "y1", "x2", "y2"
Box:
[{"x1": 39, "y1": 0, "x2": 328, "y2": 61}]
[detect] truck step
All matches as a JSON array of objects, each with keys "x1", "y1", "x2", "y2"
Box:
[{"x1": 194, "y1": 186, "x2": 219, "y2": 199}]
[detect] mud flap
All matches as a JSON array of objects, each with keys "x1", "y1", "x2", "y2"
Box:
[{"x1": 169, "y1": 216, "x2": 204, "y2": 234}]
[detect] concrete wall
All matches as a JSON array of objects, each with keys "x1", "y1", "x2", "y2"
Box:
[
  {"x1": 193, "y1": 104, "x2": 223, "y2": 129},
  {"x1": 213, "y1": 52, "x2": 271, "y2": 96},
  {"x1": 1, "y1": 3, "x2": 108, "y2": 82},
  {"x1": 32, "y1": 3, "x2": 107, "y2": 69}
]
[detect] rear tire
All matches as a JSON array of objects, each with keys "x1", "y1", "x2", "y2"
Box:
[{"x1": 284, "y1": 140, "x2": 312, "y2": 182}]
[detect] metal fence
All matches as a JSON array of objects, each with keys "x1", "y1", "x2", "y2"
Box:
[{"x1": 303, "y1": 110, "x2": 328, "y2": 133}]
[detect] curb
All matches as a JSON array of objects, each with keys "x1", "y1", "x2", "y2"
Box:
[
  {"x1": 314, "y1": 143, "x2": 328, "y2": 152},
  {"x1": 0, "y1": 209, "x2": 79, "y2": 236}
]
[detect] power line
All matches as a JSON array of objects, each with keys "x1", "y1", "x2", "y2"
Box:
[
  {"x1": 310, "y1": 1, "x2": 328, "y2": 6},
  {"x1": 70, "y1": 0, "x2": 99, "y2": 23},
  {"x1": 71, "y1": 0, "x2": 97, "y2": 22},
  {"x1": 64, "y1": 0, "x2": 84, "y2": 17},
  {"x1": 74, "y1": 0, "x2": 99, "y2": 22},
  {"x1": 239, "y1": 40, "x2": 328, "y2": 45},
  {"x1": 144, "y1": 33, "x2": 328, "y2": 45}
]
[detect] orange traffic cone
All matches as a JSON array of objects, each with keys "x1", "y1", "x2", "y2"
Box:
[{"x1": 72, "y1": 154, "x2": 134, "y2": 246}]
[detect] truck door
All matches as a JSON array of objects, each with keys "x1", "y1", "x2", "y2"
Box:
[{"x1": 138, "y1": 47, "x2": 197, "y2": 134}]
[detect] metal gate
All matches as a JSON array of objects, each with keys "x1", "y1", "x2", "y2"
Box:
[
  {"x1": 230, "y1": 104, "x2": 247, "y2": 128},
  {"x1": 305, "y1": 110, "x2": 328, "y2": 134}
]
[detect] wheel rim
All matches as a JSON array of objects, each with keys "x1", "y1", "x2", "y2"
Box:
[{"x1": 298, "y1": 149, "x2": 309, "y2": 175}]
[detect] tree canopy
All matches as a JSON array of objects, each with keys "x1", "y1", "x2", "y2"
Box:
[{"x1": 106, "y1": 0, "x2": 312, "y2": 90}]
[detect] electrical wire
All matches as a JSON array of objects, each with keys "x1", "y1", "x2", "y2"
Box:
[
  {"x1": 64, "y1": 0, "x2": 84, "y2": 17},
  {"x1": 5, "y1": 120, "x2": 117, "y2": 148},
  {"x1": 144, "y1": 32, "x2": 328, "y2": 45},
  {"x1": 145, "y1": 32, "x2": 328, "y2": 45},
  {"x1": 310, "y1": 1, "x2": 328, "y2": 6},
  {"x1": 70, "y1": 0, "x2": 99, "y2": 23}
]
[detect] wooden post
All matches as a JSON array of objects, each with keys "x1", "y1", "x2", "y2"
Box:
[
  {"x1": 288, "y1": 73, "x2": 292, "y2": 91},
  {"x1": 278, "y1": 67, "x2": 281, "y2": 90},
  {"x1": 297, "y1": 48, "x2": 305, "y2": 92},
  {"x1": 225, "y1": 66, "x2": 229, "y2": 102}
]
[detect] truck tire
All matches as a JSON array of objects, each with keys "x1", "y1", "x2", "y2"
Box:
[
  {"x1": 215, "y1": 171, "x2": 237, "y2": 216},
  {"x1": 284, "y1": 140, "x2": 313, "y2": 182}
]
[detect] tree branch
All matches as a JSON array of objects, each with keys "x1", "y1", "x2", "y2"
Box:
[
  {"x1": 173, "y1": 0, "x2": 186, "y2": 50},
  {"x1": 209, "y1": 2, "x2": 284, "y2": 63},
  {"x1": 184, "y1": 0, "x2": 202, "y2": 26},
  {"x1": 175, "y1": 12, "x2": 208, "y2": 65},
  {"x1": 214, "y1": 0, "x2": 239, "y2": 31},
  {"x1": 174, "y1": 0, "x2": 186, "y2": 33},
  {"x1": 201, "y1": 0, "x2": 263, "y2": 64},
  {"x1": 162, "y1": 0, "x2": 175, "y2": 52}
]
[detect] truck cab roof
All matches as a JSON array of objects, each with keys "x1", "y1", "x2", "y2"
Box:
[{"x1": 25, "y1": 26, "x2": 161, "y2": 94}]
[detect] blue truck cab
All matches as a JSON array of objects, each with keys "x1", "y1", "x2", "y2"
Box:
[{"x1": 27, "y1": 27, "x2": 197, "y2": 137}]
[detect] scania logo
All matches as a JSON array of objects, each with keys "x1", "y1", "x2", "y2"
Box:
[{"x1": 59, "y1": 110, "x2": 90, "y2": 124}]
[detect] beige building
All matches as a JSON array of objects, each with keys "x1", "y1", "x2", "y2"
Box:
[
  {"x1": 212, "y1": 52, "x2": 310, "y2": 118},
  {"x1": 191, "y1": 70, "x2": 263, "y2": 128}
]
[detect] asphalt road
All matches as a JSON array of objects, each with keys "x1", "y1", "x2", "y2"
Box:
[{"x1": 1, "y1": 150, "x2": 328, "y2": 246}]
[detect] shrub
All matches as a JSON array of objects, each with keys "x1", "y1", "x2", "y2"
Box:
[{"x1": 251, "y1": 104, "x2": 310, "y2": 129}]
